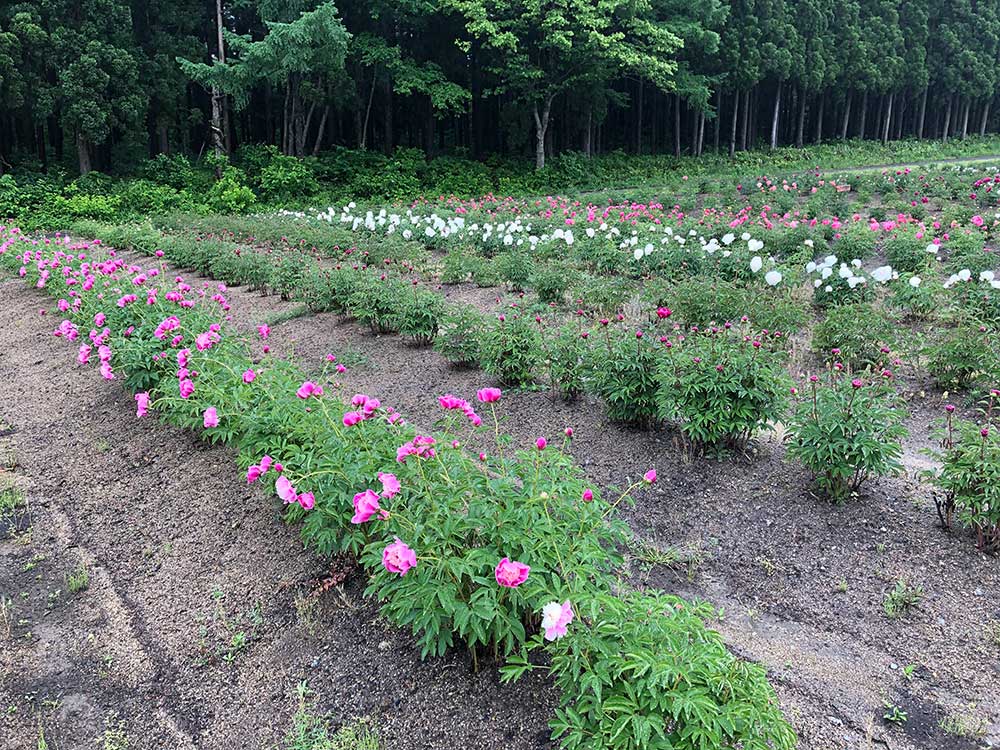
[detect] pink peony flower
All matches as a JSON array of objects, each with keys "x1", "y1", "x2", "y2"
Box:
[
  {"x1": 383, "y1": 538, "x2": 417, "y2": 576},
  {"x1": 378, "y1": 472, "x2": 401, "y2": 498},
  {"x1": 296, "y1": 381, "x2": 323, "y2": 399},
  {"x1": 541, "y1": 600, "x2": 574, "y2": 641},
  {"x1": 247, "y1": 465, "x2": 263, "y2": 484},
  {"x1": 258, "y1": 323, "x2": 270, "y2": 339},
  {"x1": 582, "y1": 488, "x2": 593, "y2": 502},
  {"x1": 276, "y1": 476, "x2": 298, "y2": 504},
  {"x1": 643, "y1": 469, "x2": 657, "y2": 483},
  {"x1": 179, "y1": 378, "x2": 195, "y2": 399},
  {"x1": 343, "y1": 411, "x2": 363, "y2": 427},
  {"x1": 297, "y1": 492, "x2": 315, "y2": 511},
  {"x1": 495, "y1": 557, "x2": 530, "y2": 587},
  {"x1": 536, "y1": 437, "x2": 547, "y2": 450},
  {"x1": 260, "y1": 455, "x2": 273, "y2": 472},
  {"x1": 77, "y1": 344, "x2": 91, "y2": 365},
  {"x1": 476, "y1": 387, "x2": 502, "y2": 403},
  {"x1": 135, "y1": 392, "x2": 150, "y2": 418},
  {"x1": 203, "y1": 407, "x2": 219, "y2": 428},
  {"x1": 242, "y1": 369, "x2": 256, "y2": 383},
  {"x1": 351, "y1": 489, "x2": 382, "y2": 524}
]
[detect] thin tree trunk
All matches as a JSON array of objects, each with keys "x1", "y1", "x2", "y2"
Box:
[
  {"x1": 360, "y1": 67, "x2": 378, "y2": 150},
  {"x1": 740, "y1": 88, "x2": 750, "y2": 151},
  {"x1": 858, "y1": 92, "x2": 868, "y2": 139},
  {"x1": 961, "y1": 98, "x2": 970, "y2": 140},
  {"x1": 713, "y1": 90, "x2": 721, "y2": 152},
  {"x1": 215, "y1": 0, "x2": 229, "y2": 157},
  {"x1": 942, "y1": 95, "x2": 953, "y2": 142},
  {"x1": 979, "y1": 99, "x2": 991, "y2": 136},
  {"x1": 697, "y1": 110, "x2": 705, "y2": 155},
  {"x1": 729, "y1": 90, "x2": 739, "y2": 157},
  {"x1": 312, "y1": 105, "x2": 329, "y2": 155},
  {"x1": 840, "y1": 92, "x2": 852, "y2": 140},
  {"x1": 770, "y1": 81, "x2": 782, "y2": 149},
  {"x1": 383, "y1": 75, "x2": 393, "y2": 155},
  {"x1": 635, "y1": 78, "x2": 643, "y2": 154},
  {"x1": 796, "y1": 88, "x2": 806, "y2": 147},
  {"x1": 674, "y1": 95, "x2": 681, "y2": 157},
  {"x1": 882, "y1": 91, "x2": 893, "y2": 144},
  {"x1": 917, "y1": 86, "x2": 928, "y2": 139},
  {"x1": 815, "y1": 95, "x2": 824, "y2": 144}
]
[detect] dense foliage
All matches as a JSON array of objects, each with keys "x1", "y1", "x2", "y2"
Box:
[{"x1": 4, "y1": 0, "x2": 1000, "y2": 177}]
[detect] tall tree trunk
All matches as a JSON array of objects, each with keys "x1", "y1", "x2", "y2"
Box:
[
  {"x1": 942, "y1": 95, "x2": 953, "y2": 142},
  {"x1": 895, "y1": 97, "x2": 905, "y2": 140},
  {"x1": 532, "y1": 96, "x2": 553, "y2": 170},
  {"x1": 214, "y1": 0, "x2": 229, "y2": 158},
  {"x1": 858, "y1": 92, "x2": 868, "y2": 139},
  {"x1": 840, "y1": 92, "x2": 852, "y2": 140},
  {"x1": 674, "y1": 95, "x2": 681, "y2": 157},
  {"x1": 815, "y1": 95, "x2": 824, "y2": 144},
  {"x1": 696, "y1": 110, "x2": 705, "y2": 155},
  {"x1": 740, "y1": 88, "x2": 750, "y2": 151},
  {"x1": 917, "y1": 86, "x2": 928, "y2": 139},
  {"x1": 770, "y1": 81, "x2": 782, "y2": 149},
  {"x1": 635, "y1": 78, "x2": 643, "y2": 155},
  {"x1": 713, "y1": 90, "x2": 721, "y2": 152},
  {"x1": 795, "y1": 88, "x2": 806, "y2": 147},
  {"x1": 961, "y1": 98, "x2": 970, "y2": 140},
  {"x1": 383, "y1": 75, "x2": 393, "y2": 155},
  {"x1": 312, "y1": 105, "x2": 329, "y2": 155},
  {"x1": 882, "y1": 91, "x2": 893, "y2": 144},
  {"x1": 729, "y1": 90, "x2": 739, "y2": 157},
  {"x1": 980, "y1": 98, "x2": 991, "y2": 136},
  {"x1": 360, "y1": 68, "x2": 378, "y2": 150},
  {"x1": 76, "y1": 132, "x2": 92, "y2": 175}
]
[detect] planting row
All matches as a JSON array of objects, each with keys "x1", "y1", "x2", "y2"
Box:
[
  {"x1": 66, "y1": 221, "x2": 1000, "y2": 550},
  {"x1": 0, "y1": 226, "x2": 796, "y2": 750}
]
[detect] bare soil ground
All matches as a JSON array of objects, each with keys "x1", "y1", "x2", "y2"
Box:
[{"x1": 2, "y1": 248, "x2": 999, "y2": 750}]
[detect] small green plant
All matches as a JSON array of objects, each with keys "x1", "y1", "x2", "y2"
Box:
[
  {"x1": 544, "y1": 323, "x2": 589, "y2": 400},
  {"x1": 882, "y1": 701, "x2": 908, "y2": 724},
  {"x1": 938, "y1": 710, "x2": 987, "y2": 739},
  {"x1": 787, "y1": 369, "x2": 908, "y2": 500},
  {"x1": 67, "y1": 564, "x2": 90, "y2": 593},
  {"x1": 901, "y1": 663, "x2": 917, "y2": 680},
  {"x1": 0, "y1": 482, "x2": 25, "y2": 517},
  {"x1": 883, "y1": 579, "x2": 923, "y2": 619},
  {"x1": 392, "y1": 287, "x2": 444, "y2": 346},
  {"x1": 531, "y1": 264, "x2": 576, "y2": 304}
]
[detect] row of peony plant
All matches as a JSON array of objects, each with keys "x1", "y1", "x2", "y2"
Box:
[
  {"x1": 66, "y1": 221, "x2": 1000, "y2": 543},
  {"x1": 0, "y1": 226, "x2": 797, "y2": 750}
]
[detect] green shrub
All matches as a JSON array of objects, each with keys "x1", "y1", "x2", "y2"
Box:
[
  {"x1": 657, "y1": 327, "x2": 790, "y2": 451},
  {"x1": 812, "y1": 303, "x2": 897, "y2": 368},
  {"x1": 927, "y1": 396, "x2": 1000, "y2": 550},
  {"x1": 207, "y1": 167, "x2": 257, "y2": 214},
  {"x1": 926, "y1": 318, "x2": 998, "y2": 389},
  {"x1": 434, "y1": 305, "x2": 486, "y2": 367},
  {"x1": 479, "y1": 314, "x2": 541, "y2": 385},
  {"x1": 787, "y1": 370, "x2": 907, "y2": 500},
  {"x1": 590, "y1": 330, "x2": 661, "y2": 426}
]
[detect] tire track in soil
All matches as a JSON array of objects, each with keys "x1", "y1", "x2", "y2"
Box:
[{"x1": 0, "y1": 271, "x2": 558, "y2": 750}]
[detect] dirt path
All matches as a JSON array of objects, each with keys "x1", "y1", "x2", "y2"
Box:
[{"x1": 0, "y1": 273, "x2": 556, "y2": 750}]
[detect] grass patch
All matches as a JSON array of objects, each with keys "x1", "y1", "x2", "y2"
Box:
[
  {"x1": 67, "y1": 564, "x2": 91, "y2": 593},
  {"x1": 883, "y1": 579, "x2": 923, "y2": 619},
  {"x1": 282, "y1": 682, "x2": 379, "y2": 750}
]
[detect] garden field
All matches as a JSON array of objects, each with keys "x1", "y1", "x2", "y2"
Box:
[{"x1": 3, "y1": 149, "x2": 1000, "y2": 750}]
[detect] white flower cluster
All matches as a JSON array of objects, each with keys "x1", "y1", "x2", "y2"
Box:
[{"x1": 805, "y1": 256, "x2": 896, "y2": 292}]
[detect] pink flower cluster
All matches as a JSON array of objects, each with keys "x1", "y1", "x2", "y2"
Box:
[
  {"x1": 396, "y1": 435, "x2": 436, "y2": 463},
  {"x1": 275, "y1": 475, "x2": 314, "y2": 511},
  {"x1": 438, "y1": 393, "x2": 482, "y2": 426},
  {"x1": 343, "y1": 393, "x2": 380, "y2": 424}
]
